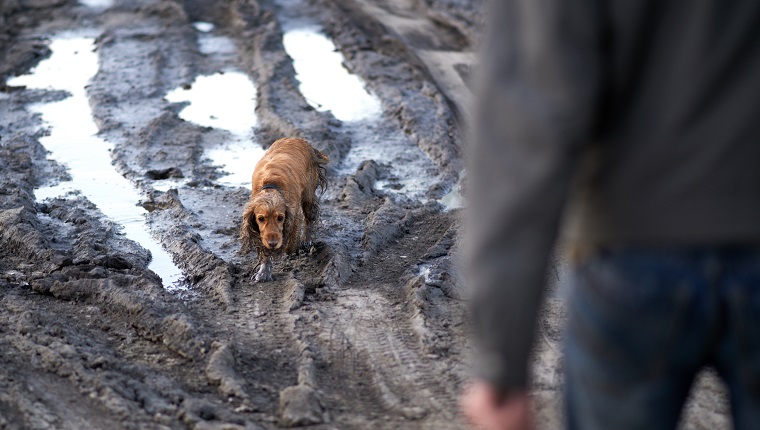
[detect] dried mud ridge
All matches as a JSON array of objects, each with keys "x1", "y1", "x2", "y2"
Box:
[{"x1": 0, "y1": 0, "x2": 730, "y2": 429}]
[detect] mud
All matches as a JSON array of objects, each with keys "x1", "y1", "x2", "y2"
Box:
[{"x1": 0, "y1": 0, "x2": 729, "y2": 429}]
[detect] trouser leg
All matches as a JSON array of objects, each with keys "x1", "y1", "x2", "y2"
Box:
[
  {"x1": 564, "y1": 250, "x2": 710, "y2": 430},
  {"x1": 714, "y1": 250, "x2": 760, "y2": 430}
]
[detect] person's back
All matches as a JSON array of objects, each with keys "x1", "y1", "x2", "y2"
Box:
[
  {"x1": 568, "y1": 0, "x2": 760, "y2": 248},
  {"x1": 462, "y1": 1, "x2": 760, "y2": 429}
]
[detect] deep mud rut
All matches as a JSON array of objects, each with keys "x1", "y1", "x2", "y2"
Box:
[{"x1": 0, "y1": 0, "x2": 731, "y2": 429}]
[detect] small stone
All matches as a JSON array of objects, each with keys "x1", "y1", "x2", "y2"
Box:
[
  {"x1": 401, "y1": 406, "x2": 428, "y2": 420},
  {"x1": 234, "y1": 403, "x2": 257, "y2": 413},
  {"x1": 278, "y1": 385, "x2": 326, "y2": 427}
]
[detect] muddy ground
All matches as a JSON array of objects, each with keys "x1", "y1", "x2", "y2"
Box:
[{"x1": 0, "y1": 0, "x2": 732, "y2": 429}]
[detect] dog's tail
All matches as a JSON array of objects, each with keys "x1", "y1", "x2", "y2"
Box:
[{"x1": 312, "y1": 146, "x2": 329, "y2": 195}]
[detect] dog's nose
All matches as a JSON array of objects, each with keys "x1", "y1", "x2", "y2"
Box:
[{"x1": 267, "y1": 239, "x2": 279, "y2": 249}]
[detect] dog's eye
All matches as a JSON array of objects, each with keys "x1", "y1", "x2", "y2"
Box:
[
  {"x1": 257, "y1": 216, "x2": 265, "y2": 222},
  {"x1": 277, "y1": 215, "x2": 284, "y2": 222}
]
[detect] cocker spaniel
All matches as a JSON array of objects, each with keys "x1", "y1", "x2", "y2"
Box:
[{"x1": 240, "y1": 137, "x2": 329, "y2": 282}]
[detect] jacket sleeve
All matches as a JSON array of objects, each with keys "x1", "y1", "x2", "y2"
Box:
[{"x1": 467, "y1": 0, "x2": 603, "y2": 392}]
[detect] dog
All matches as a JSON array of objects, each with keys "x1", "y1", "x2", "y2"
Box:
[{"x1": 240, "y1": 137, "x2": 329, "y2": 282}]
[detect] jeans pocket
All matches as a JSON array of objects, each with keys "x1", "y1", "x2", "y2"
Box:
[{"x1": 567, "y1": 250, "x2": 695, "y2": 389}]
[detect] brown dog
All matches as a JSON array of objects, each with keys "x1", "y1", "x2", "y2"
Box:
[{"x1": 240, "y1": 137, "x2": 329, "y2": 282}]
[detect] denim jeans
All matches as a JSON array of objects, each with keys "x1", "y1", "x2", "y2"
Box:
[{"x1": 564, "y1": 247, "x2": 760, "y2": 430}]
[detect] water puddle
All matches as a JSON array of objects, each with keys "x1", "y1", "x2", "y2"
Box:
[
  {"x1": 419, "y1": 263, "x2": 434, "y2": 284},
  {"x1": 192, "y1": 22, "x2": 215, "y2": 33},
  {"x1": 281, "y1": 27, "x2": 382, "y2": 122},
  {"x1": 277, "y1": 0, "x2": 440, "y2": 200},
  {"x1": 80, "y1": 0, "x2": 113, "y2": 8},
  {"x1": 439, "y1": 184, "x2": 464, "y2": 211},
  {"x1": 198, "y1": 33, "x2": 236, "y2": 56},
  {"x1": 339, "y1": 120, "x2": 438, "y2": 198},
  {"x1": 162, "y1": 25, "x2": 262, "y2": 189},
  {"x1": 165, "y1": 71, "x2": 261, "y2": 188},
  {"x1": 9, "y1": 34, "x2": 185, "y2": 290},
  {"x1": 193, "y1": 22, "x2": 237, "y2": 59},
  {"x1": 152, "y1": 178, "x2": 188, "y2": 193},
  {"x1": 166, "y1": 72, "x2": 255, "y2": 136}
]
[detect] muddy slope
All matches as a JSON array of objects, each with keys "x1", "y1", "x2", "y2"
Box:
[{"x1": 0, "y1": 0, "x2": 729, "y2": 429}]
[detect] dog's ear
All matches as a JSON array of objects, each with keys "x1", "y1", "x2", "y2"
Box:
[{"x1": 240, "y1": 201, "x2": 260, "y2": 254}]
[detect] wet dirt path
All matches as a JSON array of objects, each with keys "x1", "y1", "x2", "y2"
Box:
[
  {"x1": 0, "y1": 0, "x2": 730, "y2": 429},
  {"x1": 8, "y1": 34, "x2": 185, "y2": 290},
  {"x1": 0, "y1": 0, "x2": 470, "y2": 428}
]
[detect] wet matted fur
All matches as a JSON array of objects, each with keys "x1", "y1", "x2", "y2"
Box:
[{"x1": 240, "y1": 137, "x2": 328, "y2": 282}]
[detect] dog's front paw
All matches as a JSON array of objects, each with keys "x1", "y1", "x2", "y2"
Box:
[
  {"x1": 253, "y1": 272, "x2": 273, "y2": 283},
  {"x1": 252, "y1": 264, "x2": 273, "y2": 283}
]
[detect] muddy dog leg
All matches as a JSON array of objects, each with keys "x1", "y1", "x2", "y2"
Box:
[
  {"x1": 300, "y1": 197, "x2": 317, "y2": 252},
  {"x1": 253, "y1": 255, "x2": 273, "y2": 283},
  {"x1": 285, "y1": 208, "x2": 307, "y2": 255}
]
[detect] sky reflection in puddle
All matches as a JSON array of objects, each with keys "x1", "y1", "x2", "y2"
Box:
[
  {"x1": 166, "y1": 72, "x2": 255, "y2": 135},
  {"x1": 440, "y1": 184, "x2": 464, "y2": 211},
  {"x1": 198, "y1": 34, "x2": 236, "y2": 56},
  {"x1": 278, "y1": 7, "x2": 446, "y2": 201},
  {"x1": 192, "y1": 22, "x2": 215, "y2": 33},
  {"x1": 282, "y1": 27, "x2": 382, "y2": 122},
  {"x1": 80, "y1": 0, "x2": 113, "y2": 8},
  {"x1": 9, "y1": 35, "x2": 185, "y2": 290},
  {"x1": 165, "y1": 71, "x2": 262, "y2": 188}
]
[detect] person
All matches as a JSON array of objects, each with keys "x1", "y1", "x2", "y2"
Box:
[{"x1": 460, "y1": 1, "x2": 760, "y2": 429}]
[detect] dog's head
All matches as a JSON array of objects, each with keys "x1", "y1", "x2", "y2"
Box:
[{"x1": 240, "y1": 191, "x2": 290, "y2": 253}]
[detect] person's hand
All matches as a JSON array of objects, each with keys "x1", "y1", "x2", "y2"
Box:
[{"x1": 460, "y1": 380, "x2": 534, "y2": 430}]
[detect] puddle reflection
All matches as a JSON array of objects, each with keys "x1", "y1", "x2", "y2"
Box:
[
  {"x1": 80, "y1": 0, "x2": 113, "y2": 8},
  {"x1": 9, "y1": 35, "x2": 185, "y2": 290},
  {"x1": 440, "y1": 185, "x2": 464, "y2": 211},
  {"x1": 198, "y1": 34, "x2": 236, "y2": 55},
  {"x1": 192, "y1": 22, "x2": 215, "y2": 33},
  {"x1": 282, "y1": 27, "x2": 382, "y2": 122},
  {"x1": 165, "y1": 71, "x2": 262, "y2": 188},
  {"x1": 338, "y1": 121, "x2": 438, "y2": 198},
  {"x1": 166, "y1": 72, "x2": 255, "y2": 135},
  {"x1": 277, "y1": 3, "x2": 443, "y2": 201}
]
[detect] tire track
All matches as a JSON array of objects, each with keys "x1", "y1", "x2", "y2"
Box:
[
  {"x1": 326, "y1": 0, "x2": 475, "y2": 122},
  {"x1": 227, "y1": 278, "x2": 301, "y2": 414},
  {"x1": 315, "y1": 288, "x2": 466, "y2": 429},
  {"x1": 2, "y1": 0, "x2": 472, "y2": 428}
]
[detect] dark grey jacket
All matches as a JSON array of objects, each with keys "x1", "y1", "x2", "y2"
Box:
[{"x1": 468, "y1": 0, "x2": 760, "y2": 391}]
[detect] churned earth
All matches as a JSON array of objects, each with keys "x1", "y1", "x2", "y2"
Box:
[{"x1": 0, "y1": 0, "x2": 730, "y2": 429}]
